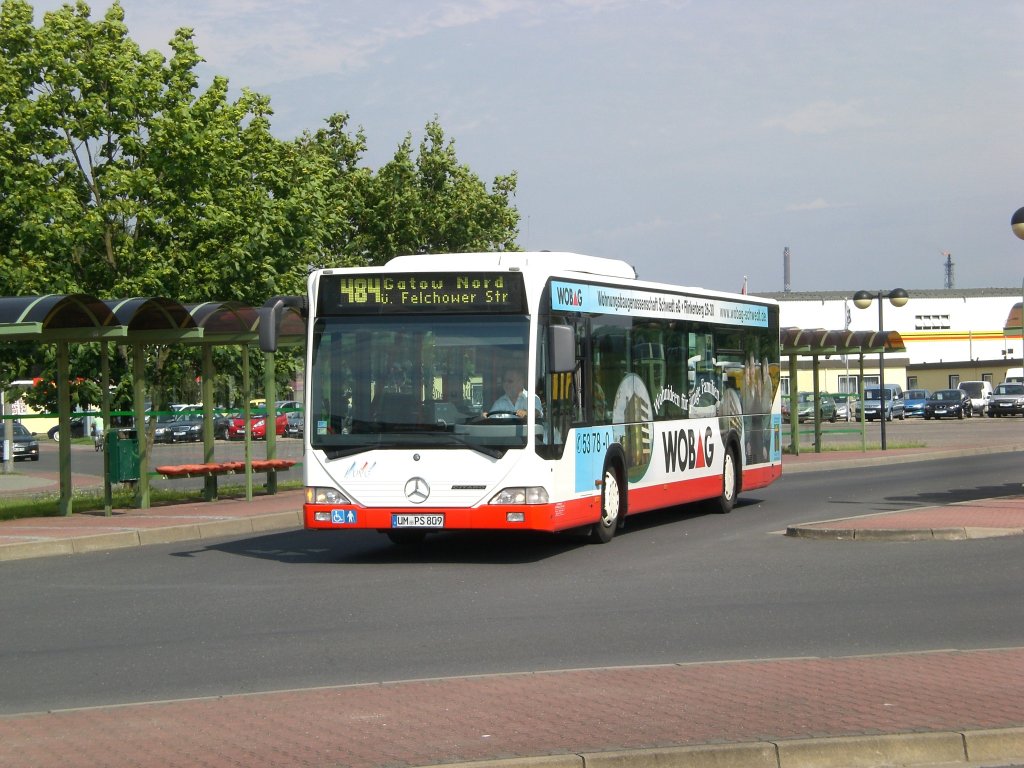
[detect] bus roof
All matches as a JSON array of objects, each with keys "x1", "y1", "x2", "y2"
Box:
[
  {"x1": 321, "y1": 251, "x2": 775, "y2": 309},
  {"x1": 385, "y1": 251, "x2": 637, "y2": 280}
]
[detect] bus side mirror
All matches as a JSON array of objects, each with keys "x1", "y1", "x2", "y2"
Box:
[
  {"x1": 548, "y1": 325, "x2": 575, "y2": 373},
  {"x1": 259, "y1": 295, "x2": 305, "y2": 353}
]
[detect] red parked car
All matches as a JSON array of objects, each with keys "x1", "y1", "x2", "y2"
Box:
[{"x1": 226, "y1": 410, "x2": 288, "y2": 440}]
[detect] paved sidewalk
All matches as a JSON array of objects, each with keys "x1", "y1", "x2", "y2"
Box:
[
  {"x1": 0, "y1": 648, "x2": 1023, "y2": 768},
  {"x1": 1, "y1": 444, "x2": 1023, "y2": 768}
]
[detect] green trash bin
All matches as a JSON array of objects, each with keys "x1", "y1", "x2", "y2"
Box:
[{"x1": 106, "y1": 429, "x2": 140, "y2": 483}]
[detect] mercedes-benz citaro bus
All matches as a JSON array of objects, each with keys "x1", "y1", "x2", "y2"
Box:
[{"x1": 298, "y1": 252, "x2": 782, "y2": 546}]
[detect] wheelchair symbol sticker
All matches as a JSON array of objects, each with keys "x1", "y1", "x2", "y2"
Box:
[{"x1": 331, "y1": 509, "x2": 357, "y2": 525}]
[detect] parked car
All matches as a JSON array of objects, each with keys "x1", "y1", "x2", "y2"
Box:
[
  {"x1": 213, "y1": 409, "x2": 234, "y2": 440},
  {"x1": 831, "y1": 392, "x2": 858, "y2": 421},
  {"x1": 4, "y1": 422, "x2": 40, "y2": 461},
  {"x1": 903, "y1": 389, "x2": 930, "y2": 418},
  {"x1": 958, "y1": 381, "x2": 993, "y2": 416},
  {"x1": 792, "y1": 391, "x2": 837, "y2": 423},
  {"x1": 168, "y1": 412, "x2": 204, "y2": 442},
  {"x1": 284, "y1": 409, "x2": 304, "y2": 437},
  {"x1": 152, "y1": 413, "x2": 180, "y2": 443},
  {"x1": 46, "y1": 417, "x2": 86, "y2": 441},
  {"x1": 861, "y1": 385, "x2": 905, "y2": 421},
  {"x1": 924, "y1": 389, "x2": 973, "y2": 419},
  {"x1": 987, "y1": 382, "x2": 1024, "y2": 417},
  {"x1": 226, "y1": 410, "x2": 288, "y2": 440}
]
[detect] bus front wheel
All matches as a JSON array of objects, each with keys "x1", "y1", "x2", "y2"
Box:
[
  {"x1": 713, "y1": 447, "x2": 738, "y2": 514},
  {"x1": 592, "y1": 465, "x2": 623, "y2": 543}
]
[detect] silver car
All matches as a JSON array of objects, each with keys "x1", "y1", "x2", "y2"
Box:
[{"x1": 987, "y1": 383, "x2": 1024, "y2": 417}]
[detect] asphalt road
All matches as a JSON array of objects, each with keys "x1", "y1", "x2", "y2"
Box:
[{"x1": 1, "y1": 450, "x2": 1022, "y2": 716}]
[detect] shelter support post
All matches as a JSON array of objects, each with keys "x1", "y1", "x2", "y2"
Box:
[
  {"x1": 812, "y1": 355, "x2": 822, "y2": 453},
  {"x1": 133, "y1": 343, "x2": 150, "y2": 509},
  {"x1": 101, "y1": 342, "x2": 112, "y2": 515},
  {"x1": 787, "y1": 352, "x2": 799, "y2": 455},
  {"x1": 57, "y1": 340, "x2": 72, "y2": 516},
  {"x1": 242, "y1": 346, "x2": 253, "y2": 502},
  {"x1": 858, "y1": 353, "x2": 867, "y2": 452},
  {"x1": 2, "y1": 391, "x2": 12, "y2": 475},
  {"x1": 264, "y1": 350, "x2": 278, "y2": 495},
  {"x1": 201, "y1": 344, "x2": 217, "y2": 502}
]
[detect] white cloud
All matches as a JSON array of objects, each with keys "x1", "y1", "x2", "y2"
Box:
[
  {"x1": 786, "y1": 199, "x2": 832, "y2": 212},
  {"x1": 764, "y1": 101, "x2": 882, "y2": 136}
]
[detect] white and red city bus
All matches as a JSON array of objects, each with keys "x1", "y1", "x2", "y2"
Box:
[{"x1": 301, "y1": 252, "x2": 782, "y2": 545}]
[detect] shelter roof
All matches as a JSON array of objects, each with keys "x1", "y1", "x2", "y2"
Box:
[
  {"x1": 781, "y1": 327, "x2": 906, "y2": 355},
  {"x1": 1004, "y1": 301, "x2": 1023, "y2": 334},
  {"x1": 105, "y1": 297, "x2": 201, "y2": 342},
  {"x1": 0, "y1": 295, "x2": 305, "y2": 347},
  {"x1": 0, "y1": 294, "x2": 120, "y2": 340}
]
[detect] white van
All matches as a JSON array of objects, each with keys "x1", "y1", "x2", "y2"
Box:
[
  {"x1": 1004, "y1": 367, "x2": 1023, "y2": 385},
  {"x1": 958, "y1": 381, "x2": 993, "y2": 416}
]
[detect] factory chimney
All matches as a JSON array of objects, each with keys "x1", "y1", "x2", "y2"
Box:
[{"x1": 783, "y1": 247, "x2": 791, "y2": 293}]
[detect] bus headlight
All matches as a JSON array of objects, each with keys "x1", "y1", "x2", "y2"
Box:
[
  {"x1": 306, "y1": 486, "x2": 353, "y2": 505},
  {"x1": 489, "y1": 487, "x2": 549, "y2": 505}
]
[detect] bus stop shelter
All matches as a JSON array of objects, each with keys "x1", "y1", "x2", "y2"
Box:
[
  {"x1": 781, "y1": 327, "x2": 906, "y2": 454},
  {"x1": 0, "y1": 294, "x2": 305, "y2": 515}
]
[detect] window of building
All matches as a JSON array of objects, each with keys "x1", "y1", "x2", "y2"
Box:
[
  {"x1": 914, "y1": 314, "x2": 950, "y2": 330},
  {"x1": 948, "y1": 374, "x2": 960, "y2": 388}
]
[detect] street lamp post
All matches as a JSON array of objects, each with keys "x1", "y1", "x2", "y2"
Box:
[
  {"x1": 852, "y1": 288, "x2": 909, "y2": 450},
  {"x1": 1011, "y1": 208, "x2": 1024, "y2": 378}
]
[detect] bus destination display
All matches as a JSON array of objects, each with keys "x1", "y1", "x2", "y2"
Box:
[{"x1": 319, "y1": 272, "x2": 526, "y2": 314}]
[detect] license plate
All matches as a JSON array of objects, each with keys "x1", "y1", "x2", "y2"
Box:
[
  {"x1": 391, "y1": 514, "x2": 444, "y2": 528},
  {"x1": 936, "y1": 408, "x2": 948, "y2": 414}
]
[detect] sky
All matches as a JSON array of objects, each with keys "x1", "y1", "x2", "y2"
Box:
[{"x1": 29, "y1": 0, "x2": 1024, "y2": 295}]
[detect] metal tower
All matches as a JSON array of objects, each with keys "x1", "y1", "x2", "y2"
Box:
[{"x1": 942, "y1": 251, "x2": 954, "y2": 289}]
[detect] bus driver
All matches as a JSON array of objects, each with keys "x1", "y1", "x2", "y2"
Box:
[{"x1": 486, "y1": 369, "x2": 543, "y2": 419}]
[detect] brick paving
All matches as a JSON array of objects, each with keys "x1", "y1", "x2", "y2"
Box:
[
  {"x1": 0, "y1": 649, "x2": 1022, "y2": 768},
  {"x1": 788, "y1": 495, "x2": 1024, "y2": 540}
]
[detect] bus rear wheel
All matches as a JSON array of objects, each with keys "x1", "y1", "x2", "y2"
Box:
[
  {"x1": 713, "y1": 447, "x2": 738, "y2": 514},
  {"x1": 592, "y1": 465, "x2": 622, "y2": 543}
]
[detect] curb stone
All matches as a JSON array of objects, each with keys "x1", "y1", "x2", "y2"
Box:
[
  {"x1": 428, "y1": 729, "x2": 1024, "y2": 768},
  {"x1": 786, "y1": 525, "x2": 1024, "y2": 541}
]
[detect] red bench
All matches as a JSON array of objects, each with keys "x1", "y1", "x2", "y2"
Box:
[{"x1": 155, "y1": 459, "x2": 296, "y2": 478}]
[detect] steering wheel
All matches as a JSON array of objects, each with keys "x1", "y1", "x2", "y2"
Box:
[{"x1": 471, "y1": 410, "x2": 523, "y2": 424}]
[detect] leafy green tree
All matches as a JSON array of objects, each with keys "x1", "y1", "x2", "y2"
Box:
[
  {"x1": 353, "y1": 117, "x2": 519, "y2": 262},
  {"x1": 0, "y1": 0, "x2": 310, "y2": 302},
  {"x1": 0, "y1": 2, "x2": 521, "y2": 411}
]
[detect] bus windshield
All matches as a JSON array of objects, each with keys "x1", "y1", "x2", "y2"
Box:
[{"x1": 308, "y1": 314, "x2": 533, "y2": 457}]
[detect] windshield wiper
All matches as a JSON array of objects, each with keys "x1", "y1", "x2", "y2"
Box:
[
  {"x1": 321, "y1": 441, "x2": 404, "y2": 460},
  {"x1": 438, "y1": 433, "x2": 505, "y2": 459}
]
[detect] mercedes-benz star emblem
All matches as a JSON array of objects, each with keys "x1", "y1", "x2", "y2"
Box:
[{"x1": 404, "y1": 477, "x2": 430, "y2": 504}]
